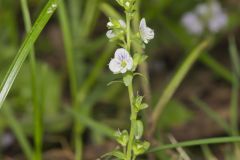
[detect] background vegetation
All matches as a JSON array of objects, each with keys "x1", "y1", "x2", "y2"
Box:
[{"x1": 0, "y1": 0, "x2": 239, "y2": 159}]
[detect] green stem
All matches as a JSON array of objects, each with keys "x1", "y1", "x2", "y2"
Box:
[
  {"x1": 20, "y1": 0, "x2": 42, "y2": 159},
  {"x1": 126, "y1": 12, "x2": 131, "y2": 51},
  {"x1": 126, "y1": 83, "x2": 136, "y2": 160},
  {"x1": 57, "y1": 2, "x2": 82, "y2": 160},
  {"x1": 125, "y1": 10, "x2": 136, "y2": 160}
]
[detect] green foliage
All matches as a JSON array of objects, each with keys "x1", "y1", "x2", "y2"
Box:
[{"x1": 157, "y1": 100, "x2": 193, "y2": 129}]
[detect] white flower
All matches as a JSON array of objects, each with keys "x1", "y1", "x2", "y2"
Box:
[
  {"x1": 119, "y1": 20, "x2": 126, "y2": 28},
  {"x1": 208, "y1": 12, "x2": 228, "y2": 33},
  {"x1": 181, "y1": 12, "x2": 203, "y2": 35},
  {"x1": 109, "y1": 48, "x2": 133, "y2": 74},
  {"x1": 139, "y1": 18, "x2": 154, "y2": 44},
  {"x1": 107, "y1": 22, "x2": 114, "y2": 27},
  {"x1": 106, "y1": 20, "x2": 126, "y2": 39},
  {"x1": 106, "y1": 30, "x2": 116, "y2": 39}
]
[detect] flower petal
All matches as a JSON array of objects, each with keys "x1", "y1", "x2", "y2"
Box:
[
  {"x1": 106, "y1": 30, "x2": 116, "y2": 39},
  {"x1": 114, "y1": 48, "x2": 130, "y2": 61},
  {"x1": 126, "y1": 57, "x2": 133, "y2": 70},
  {"x1": 119, "y1": 20, "x2": 126, "y2": 28},
  {"x1": 139, "y1": 18, "x2": 154, "y2": 44},
  {"x1": 109, "y1": 58, "x2": 121, "y2": 74}
]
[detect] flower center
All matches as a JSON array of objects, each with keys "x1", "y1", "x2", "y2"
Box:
[{"x1": 121, "y1": 61, "x2": 127, "y2": 68}]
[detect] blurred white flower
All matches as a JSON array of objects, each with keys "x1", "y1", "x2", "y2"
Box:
[
  {"x1": 181, "y1": 12, "x2": 203, "y2": 35},
  {"x1": 109, "y1": 48, "x2": 133, "y2": 74},
  {"x1": 181, "y1": 0, "x2": 228, "y2": 35},
  {"x1": 106, "y1": 30, "x2": 116, "y2": 39},
  {"x1": 139, "y1": 18, "x2": 154, "y2": 44},
  {"x1": 119, "y1": 19, "x2": 126, "y2": 28},
  {"x1": 208, "y1": 12, "x2": 228, "y2": 33}
]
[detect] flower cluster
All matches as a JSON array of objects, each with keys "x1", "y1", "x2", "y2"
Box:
[
  {"x1": 107, "y1": 18, "x2": 154, "y2": 74},
  {"x1": 102, "y1": 0, "x2": 155, "y2": 159},
  {"x1": 181, "y1": 0, "x2": 228, "y2": 35}
]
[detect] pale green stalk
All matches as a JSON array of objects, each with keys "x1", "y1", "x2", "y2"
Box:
[
  {"x1": 229, "y1": 36, "x2": 240, "y2": 160},
  {"x1": 125, "y1": 11, "x2": 136, "y2": 160},
  {"x1": 201, "y1": 145, "x2": 217, "y2": 160},
  {"x1": 20, "y1": 0, "x2": 42, "y2": 159},
  {"x1": 126, "y1": 83, "x2": 137, "y2": 160},
  {"x1": 132, "y1": 0, "x2": 152, "y2": 124},
  {"x1": 229, "y1": 36, "x2": 239, "y2": 136},
  {"x1": 57, "y1": 2, "x2": 82, "y2": 160}
]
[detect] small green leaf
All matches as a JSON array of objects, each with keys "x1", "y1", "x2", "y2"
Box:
[
  {"x1": 133, "y1": 140, "x2": 150, "y2": 156},
  {"x1": 140, "y1": 103, "x2": 148, "y2": 110},
  {"x1": 133, "y1": 95, "x2": 148, "y2": 112},
  {"x1": 123, "y1": 73, "x2": 133, "y2": 86},
  {"x1": 115, "y1": 129, "x2": 129, "y2": 146},
  {"x1": 135, "y1": 120, "x2": 144, "y2": 140},
  {"x1": 101, "y1": 150, "x2": 126, "y2": 159}
]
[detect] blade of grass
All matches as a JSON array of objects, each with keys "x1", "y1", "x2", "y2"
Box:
[
  {"x1": 20, "y1": 0, "x2": 42, "y2": 160},
  {"x1": 229, "y1": 36, "x2": 240, "y2": 136},
  {"x1": 201, "y1": 145, "x2": 218, "y2": 160},
  {"x1": 149, "y1": 137, "x2": 240, "y2": 153},
  {"x1": 57, "y1": 2, "x2": 81, "y2": 160},
  {"x1": 229, "y1": 36, "x2": 240, "y2": 159},
  {"x1": 229, "y1": 37, "x2": 240, "y2": 129},
  {"x1": 192, "y1": 97, "x2": 231, "y2": 134},
  {"x1": 149, "y1": 37, "x2": 213, "y2": 135},
  {"x1": 66, "y1": 108, "x2": 115, "y2": 139},
  {"x1": 200, "y1": 53, "x2": 233, "y2": 82},
  {"x1": 229, "y1": 36, "x2": 240, "y2": 77},
  {"x1": 0, "y1": 0, "x2": 59, "y2": 109},
  {"x1": 99, "y1": 2, "x2": 122, "y2": 20},
  {"x1": 81, "y1": 0, "x2": 100, "y2": 38},
  {"x1": 69, "y1": 0, "x2": 82, "y2": 39},
  {"x1": 2, "y1": 105, "x2": 33, "y2": 160}
]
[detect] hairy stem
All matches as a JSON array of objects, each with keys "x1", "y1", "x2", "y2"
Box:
[
  {"x1": 126, "y1": 83, "x2": 136, "y2": 160},
  {"x1": 125, "y1": 10, "x2": 136, "y2": 160}
]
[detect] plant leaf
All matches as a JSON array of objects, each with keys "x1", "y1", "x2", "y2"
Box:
[{"x1": 101, "y1": 150, "x2": 126, "y2": 159}]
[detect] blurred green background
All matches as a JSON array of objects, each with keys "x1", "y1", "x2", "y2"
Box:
[{"x1": 0, "y1": 0, "x2": 240, "y2": 159}]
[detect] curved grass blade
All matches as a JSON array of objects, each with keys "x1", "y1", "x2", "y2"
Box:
[
  {"x1": 0, "y1": 0, "x2": 59, "y2": 109},
  {"x1": 150, "y1": 37, "x2": 213, "y2": 134},
  {"x1": 149, "y1": 136, "x2": 240, "y2": 153}
]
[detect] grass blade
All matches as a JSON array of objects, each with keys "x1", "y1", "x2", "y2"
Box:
[
  {"x1": 2, "y1": 105, "x2": 33, "y2": 160},
  {"x1": 149, "y1": 37, "x2": 213, "y2": 135},
  {"x1": 20, "y1": 0, "x2": 43, "y2": 160},
  {"x1": 149, "y1": 137, "x2": 240, "y2": 153},
  {"x1": 200, "y1": 53, "x2": 233, "y2": 82},
  {"x1": 201, "y1": 145, "x2": 218, "y2": 160},
  {"x1": 0, "y1": 0, "x2": 59, "y2": 109},
  {"x1": 192, "y1": 97, "x2": 230, "y2": 134}
]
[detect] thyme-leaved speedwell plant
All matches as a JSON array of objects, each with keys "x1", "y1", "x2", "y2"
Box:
[{"x1": 102, "y1": 0, "x2": 154, "y2": 159}]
